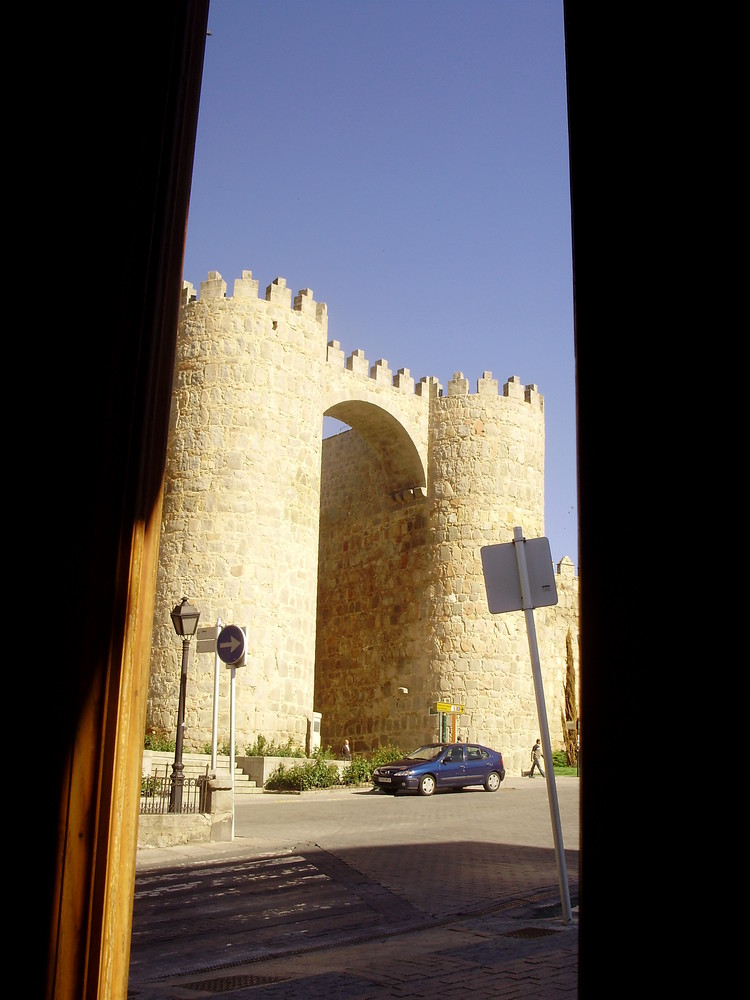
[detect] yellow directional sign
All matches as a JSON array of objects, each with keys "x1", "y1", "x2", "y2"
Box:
[{"x1": 433, "y1": 702, "x2": 465, "y2": 714}]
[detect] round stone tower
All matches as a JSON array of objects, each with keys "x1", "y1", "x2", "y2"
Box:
[
  {"x1": 425, "y1": 374, "x2": 547, "y2": 761},
  {"x1": 148, "y1": 271, "x2": 330, "y2": 749}
]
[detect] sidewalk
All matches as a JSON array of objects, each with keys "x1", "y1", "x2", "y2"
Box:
[{"x1": 129, "y1": 778, "x2": 579, "y2": 998}]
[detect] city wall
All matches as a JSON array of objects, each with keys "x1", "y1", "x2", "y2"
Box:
[{"x1": 147, "y1": 270, "x2": 579, "y2": 777}]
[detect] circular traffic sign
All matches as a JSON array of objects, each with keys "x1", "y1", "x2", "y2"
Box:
[{"x1": 216, "y1": 624, "x2": 246, "y2": 664}]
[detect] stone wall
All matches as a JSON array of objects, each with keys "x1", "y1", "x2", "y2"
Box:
[
  {"x1": 146, "y1": 269, "x2": 579, "y2": 779},
  {"x1": 137, "y1": 772, "x2": 234, "y2": 849}
]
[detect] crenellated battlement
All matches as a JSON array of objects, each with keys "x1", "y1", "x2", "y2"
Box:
[
  {"x1": 325, "y1": 340, "x2": 444, "y2": 398},
  {"x1": 325, "y1": 346, "x2": 541, "y2": 408},
  {"x1": 445, "y1": 371, "x2": 543, "y2": 408},
  {"x1": 181, "y1": 270, "x2": 541, "y2": 409},
  {"x1": 181, "y1": 270, "x2": 329, "y2": 333}
]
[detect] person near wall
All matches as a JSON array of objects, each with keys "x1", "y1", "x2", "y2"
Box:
[
  {"x1": 529, "y1": 738, "x2": 545, "y2": 778},
  {"x1": 341, "y1": 739, "x2": 351, "y2": 760}
]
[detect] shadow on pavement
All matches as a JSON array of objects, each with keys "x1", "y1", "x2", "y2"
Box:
[{"x1": 128, "y1": 838, "x2": 579, "y2": 997}]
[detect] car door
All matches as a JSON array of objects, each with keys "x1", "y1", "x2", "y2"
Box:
[
  {"x1": 464, "y1": 745, "x2": 490, "y2": 786},
  {"x1": 439, "y1": 746, "x2": 466, "y2": 788}
]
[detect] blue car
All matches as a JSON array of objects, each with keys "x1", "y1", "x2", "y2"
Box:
[{"x1": 372, "y1": 742, "x2": 506, "y2": 796}]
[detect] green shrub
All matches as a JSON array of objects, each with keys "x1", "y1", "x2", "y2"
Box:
[
  {"x1": 265, "y1": 758, "x2": 341, "y2": 791},
  {"x1": 144, "y1": 730, "x2": 175, "y2": 752},
  {"x1": 304, "y1": 757, "x2": 341, "y2": 788},
  {"x1": 140, "y1": 775, "x2": 157, "y2": 797},
  {"x1": 369, "y1": 744, "x2": 406, "y2": 767},
  {"x1": 341, "y1": 744, "x2": 405, "y2": 785},
  {"x1": 244, "y1": 734, "x2": 305, "y2": 758},
  {"x1": 341, "y1": 756, "x2": 372, "y2": 785},
  {"x1": 264, "y1": 763, "x2": 296, "y2": 790},
  {"x1": 202, "y1": 740, "x2": 231, "y2": 755},
  {"x1": 552, "y1": 749, "x2": 578, "y2": 776},
  {"x1": 245, "y1": 734, "x2": 270, "y2": 756}
]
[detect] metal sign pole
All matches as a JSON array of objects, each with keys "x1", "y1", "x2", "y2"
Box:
[
  {"x1": 230, "y1": 665, "x2": 236, "y2": 793},
  {"x1": 215, "y1": 623, "x2": 246, "y2": 841},
  {"x1": 513, "y1": 526, "x2": 573, "y2": 925},
  {"x1": 229, "y1": 663, "x2": 236, "y2": 838},
  {"x1": 211, "y1": 617, "x2": 222, "y2": 770}
]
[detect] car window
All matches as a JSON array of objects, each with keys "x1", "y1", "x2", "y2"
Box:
[
  {"x1": 445, "y1": 748, "x2": 463, "y2": 762},
  {"x1": 467, "y1": 747, "x2": 481, "y2": 761},
  {"x1": 408, "y1": 746, "x2": 443, "y2": 762}
]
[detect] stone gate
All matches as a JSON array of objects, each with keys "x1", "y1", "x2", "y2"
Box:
[{"x1": 146, "y1": 269, "x2": 579, "y2": 775}]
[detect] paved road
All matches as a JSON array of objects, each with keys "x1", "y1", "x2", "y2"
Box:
[{"x1": 129, "y1": 776, "x2": 579, "y2": 998}]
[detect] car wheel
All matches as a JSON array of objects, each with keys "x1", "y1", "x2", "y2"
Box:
[
  {"x1": 418, "y1": 774, "x2": 436, "y2": 796},
  {"x1": 484, "y1": 771, "x2": 501, "y2": 792}
]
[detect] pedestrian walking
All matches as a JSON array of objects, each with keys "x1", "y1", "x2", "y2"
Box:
[
  {"x1": 529, "y1": 738, "x2": 545, "y2": 778},
  {"x1": 341, "y1": 739, "x2": 351, "y2": 760}
]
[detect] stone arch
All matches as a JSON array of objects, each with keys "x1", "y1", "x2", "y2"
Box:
[
  {"x1": 323, "y1": 399, "x2": 427, "y2": 497},
  {"x1": 316, "y1": 395, "x2": 432, "y2": 755}
]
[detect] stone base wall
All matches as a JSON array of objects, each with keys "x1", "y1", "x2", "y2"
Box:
[{"x1": 137, "y1": 773, "x2": 233, "y2": 849}]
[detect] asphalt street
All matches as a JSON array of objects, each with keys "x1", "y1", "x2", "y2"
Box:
[{"x1": 129, "y1": 775, "x2": 579, "y2": 998}]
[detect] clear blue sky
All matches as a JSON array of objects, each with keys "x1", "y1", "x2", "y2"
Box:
[{"x1": 183, "y1": 0, "x2": 577, "y2": 568}]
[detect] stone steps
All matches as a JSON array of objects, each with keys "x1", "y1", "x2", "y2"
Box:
[{"x1": 142, "y1": 750, "x2": 264, "y2": 795}]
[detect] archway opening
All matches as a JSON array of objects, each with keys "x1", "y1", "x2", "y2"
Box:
[{"x1": 315, "y1": 405, "x2": 430, "y2": 757}]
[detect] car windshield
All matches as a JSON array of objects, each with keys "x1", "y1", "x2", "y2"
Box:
[{"x1": 405, "y1": 745, "x2": 445, "y2": 762}]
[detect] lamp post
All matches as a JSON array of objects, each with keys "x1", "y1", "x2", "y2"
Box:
[{"x1": 169, "y1": 597, "x2": 201, "y2": 812}]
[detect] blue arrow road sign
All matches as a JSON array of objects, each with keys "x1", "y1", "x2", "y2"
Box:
[{"x1": 217, "y1": 624, "x2": 246, "y2": 665}]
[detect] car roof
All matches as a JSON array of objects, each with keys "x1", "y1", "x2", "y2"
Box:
[{"x1": 419, "y1": 742, "x2": 491, "y2": 750}]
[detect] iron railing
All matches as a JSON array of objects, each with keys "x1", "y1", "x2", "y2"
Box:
[{"x1": 140, "y1": 765, "x2": 209, "y2": 814}]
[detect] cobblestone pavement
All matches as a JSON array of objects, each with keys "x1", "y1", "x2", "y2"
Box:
[{"x1": 129, "y1": 776, "x2": 579, "y2": 998}]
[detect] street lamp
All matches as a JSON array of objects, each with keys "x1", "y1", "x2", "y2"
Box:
[{"x1": 169, "y1": 597, "x2": 200, "y2": 812}]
